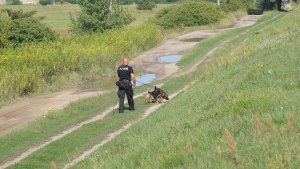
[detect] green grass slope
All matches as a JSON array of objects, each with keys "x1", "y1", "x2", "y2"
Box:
[{"x1": 73, "y1": 10, "x2": 300, "y2": 169}]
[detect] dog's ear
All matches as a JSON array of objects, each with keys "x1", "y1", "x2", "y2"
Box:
[{"x1": 154, "y1": 86, "x2": 157, "y2": 90}]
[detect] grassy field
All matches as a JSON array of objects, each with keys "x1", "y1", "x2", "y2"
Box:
[
  {"x1": 2, "y1": 9, "x2": 299, "y2": 168},
  {"x1": 0, "y1": 4, "x2": 171, "y2": 36}
]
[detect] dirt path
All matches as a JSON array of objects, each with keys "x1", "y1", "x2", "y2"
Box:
[
  {"x1": 131, "y1": 15, "x2": 260, "y2": 80},
  {"x1": 0, "y1": 88, "x2": 106, "y2": 136},
  {"x1": 0, "y1": 15, "x2": 263, "y2": 169}
]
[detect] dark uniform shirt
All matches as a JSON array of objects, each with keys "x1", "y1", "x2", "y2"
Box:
[{"x1": 117, "y1": 65, "x2": 134, "y2": 82}]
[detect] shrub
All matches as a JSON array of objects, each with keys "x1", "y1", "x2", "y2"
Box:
[
  {"x1": 1, "y1": 9, "x2": 57, "y2": 48},
  {"x1": 120, "y1": 0, "x2": 134, "y2": 5},
  {"x1": 70, "y1": 0, "x2": 134, "y2": 34},
  {"x1": 220, "y1": 0, "x2": 245, "y2": 12},
  {"x1": 247, "y1": 8, "x2": 263, "y2": 15},
  {"x1": 39, "y1": 0, "x2": 53, "y2": 5},
  {"x1": 155, "y1": 1, "x2": 224, "y2": 29},
  {"x1": 0, "y1": 11, "x2": 11, "y2": 48},
  {"x1": 135, "y1": 0, "x2": 156, "y2": 10},
  {"x1": 259, "y1": 0, "x2": 276, "y2": 10},
  {"x1": 6, "y1": 0, "x2": 22, "y2": 5},
  {"x1": 64, "y1": 0, "x2": 78, "y2": 4}
]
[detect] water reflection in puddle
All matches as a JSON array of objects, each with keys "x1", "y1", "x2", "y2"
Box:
[
  {"x1": 136, "y1": 73, "x2": 156, "y2": 87},
  {"x1": 158, "y1": 54, "x2": 182, "y2": 63}
]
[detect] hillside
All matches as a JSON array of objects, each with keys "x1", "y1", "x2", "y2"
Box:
[{"x1": 72, "y1": 9, "x2": 300, "y2": 169}]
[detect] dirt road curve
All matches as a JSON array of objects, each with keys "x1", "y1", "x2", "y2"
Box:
[
  {"x1": 0, "y1": 15, "x2": 260, "y2": 137},
  {"x1": 0, "y1": 89, "x2": 106, "y2": 136}
]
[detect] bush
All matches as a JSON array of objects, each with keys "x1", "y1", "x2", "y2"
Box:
[
  {"x1": 220, "y1": 0, "x2": 245, "y2": 12},
  {"x1": 247, "y1": 8, "x2": 263, "y2": 15},
  {"x1": 0, "y1": 9, "x2": 57, "y2": 48},
  {"x1": 135, "y1": 0, "x2": 156, "y2": 10},
  {"x1": 6, "y1": 0, "x2": 22, "y2": 5},
  {"x1": 70, "y1": 0, "x2": 134, "y2": 34},
  {"x1": 64, "y1": 0, "x2": 78, "y2": 4},
  {"x1": 0, "y1": 11, "x2": 11, "y2": 48},
  {"x1": 120, "y1": 0, "x2": 134, "y2": 5},
  {"x1": 155, "y1": 1, "x2": 224, "y2": 29},
  {"x1": 39, "y1": 0, "x2": 53, "y2": 5},
  {"x1": 259, "y1": 0, "x2": 276, "y2": 10}
]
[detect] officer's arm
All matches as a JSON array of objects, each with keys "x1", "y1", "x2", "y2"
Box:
[{"x1": 131, "y1": 73, "x2": 136, "y2": 87}]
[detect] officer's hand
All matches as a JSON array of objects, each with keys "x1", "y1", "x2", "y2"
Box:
[{"x1": 133, "y1": 83, "x2": 136, "y2": 88}]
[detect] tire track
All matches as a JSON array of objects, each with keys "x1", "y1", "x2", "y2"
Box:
[{"x1": 63, "y1": 83, "x2": 192, "y2": 169}]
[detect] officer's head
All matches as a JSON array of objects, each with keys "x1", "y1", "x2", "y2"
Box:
[{"x1": 123, "y1": 58, "x2": 129, "y2": 65}]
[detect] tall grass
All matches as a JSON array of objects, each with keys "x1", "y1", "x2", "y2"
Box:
[{"x1": 0, "y1": 24, "x2": 164, "y2": 103}]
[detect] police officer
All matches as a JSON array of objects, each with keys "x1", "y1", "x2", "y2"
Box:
[{"x1": 117, "y1": 58, "x2": 136, "y2": 113}]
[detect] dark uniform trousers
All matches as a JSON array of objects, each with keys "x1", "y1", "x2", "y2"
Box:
[{"x1": 118, "y1": 87, "x2": 134, "y2": 113}]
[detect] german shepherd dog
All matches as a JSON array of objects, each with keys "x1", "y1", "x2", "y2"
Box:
[{"x1": 145, "y1": 86, "x2": 169, "y2": 103}]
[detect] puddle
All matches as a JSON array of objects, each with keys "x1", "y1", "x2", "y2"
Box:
[
  {"x1": 136, "y1": 73, "x2": 156, "y2": 87},
  {"x1": 158, "y1": 54, "x2": 182, "y2": 63},
  {"x1": 182, "y1": 38, "x2": 206, "y2": 42}
]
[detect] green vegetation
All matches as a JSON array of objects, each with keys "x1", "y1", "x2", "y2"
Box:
[
  {"x1": 220, "y1": 0, "x2": 246, "y2": 12},
  {"x1": 39, "y1": 0, "x2": 53, "y2": 5},
  {"x1": 0, "y1": 4, "x2": 171, "y2": 36},
  {"x1": 71, "y1": 10, "x2": 299, "y2": 168},
  {"x1": 0, "y1": 24, "x2": 163, "y2": 104},
  {"x1": 135, "y1": 0, "x2": 157, "y2": 10},
  {"x1": 120, "y1": 0, "x2": 134, "y2": 4},
  {"x1": 0, "y1": 9, "x2": 57, "y2": 48},
  {"x1": 155, "y1": 1, "x2": 224, "y2": 28},
  {"x1": 0, "y1": 11, "x2": 11, "y2": 48},
  {"x1": 0, "y1": 5, "x2": 80, "y2": 36},
  {"x1": 5, "y1": 0, "x2": 22, "y2": 5},
  {"x1": 70, "y1": 0, "x2": 134, "y2": 34}
]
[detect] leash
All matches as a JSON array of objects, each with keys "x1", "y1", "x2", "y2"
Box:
[
  {"x1": 112, "y1": 97, "x2": 118, "y2": 116},
  {"x1": 135, "y1": 79, "x2": 153, "y2": 88}
]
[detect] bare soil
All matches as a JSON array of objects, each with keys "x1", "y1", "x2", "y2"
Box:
[{"x1": 0, "y1": 88, "x2": 106, "y2": 136}]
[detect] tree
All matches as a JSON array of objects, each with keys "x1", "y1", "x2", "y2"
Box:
[
  {"x1": 0, "y1": 9, "x2": 57, "y2": 48},
  {"x1": 70, "y1": 0, "x2": 134, "y2": 34},
  {"x1": 135, "y1": 0, "x2": 156, "y2": 10}
]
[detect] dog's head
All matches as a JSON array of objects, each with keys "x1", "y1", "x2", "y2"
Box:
[{"x1": 160, "y1": 92, "x2": 169, "y2": 100}]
